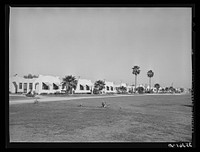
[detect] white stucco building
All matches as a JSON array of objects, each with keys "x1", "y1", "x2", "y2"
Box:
[
  {"x1": 34, "y1": 75, "x2": 62, "y2": 94},
  {"x1": 9, "y1": 75, "x2": 37, "y2": 94},
  {"x1": 102, "y1": 81, "x2": 115, "y2": 94},
  {"x1": 74, "y1": 78, "x2": 93, "y2": 94},
  {"x1": 126, "y1": 85, "x2": 134, "y2": 93},
  {"x1": 9, "y1": 75, "x2": 62, "y2": 94}
]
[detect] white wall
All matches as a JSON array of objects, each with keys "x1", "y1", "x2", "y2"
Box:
[
  {"x1": 9, "y1": 75, "x2": 62, "y2": 94},
  {"x1": 74, "y1": 79, "x2": 93, "y2": 94},
  {"x1": 103, "y1": 81, "x2": 115, "y2": 93}
]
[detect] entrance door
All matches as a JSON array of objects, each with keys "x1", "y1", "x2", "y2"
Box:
[
  {"x1": 12, "y1": 82, "x2": 18, "y2": 93},
  {"x1": 35, "y1": 83, "x2": 39, "y2": 94},
  {"x1": 24, "y1": 83, "x2": 27, "y2": 93}
]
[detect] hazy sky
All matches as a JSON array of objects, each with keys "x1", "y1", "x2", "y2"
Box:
[{"x1": 9, "y1": 7, "x2": 192, "y2": 88}]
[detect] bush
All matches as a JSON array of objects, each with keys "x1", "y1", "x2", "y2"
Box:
[
  {"x1": 26, "y1": 94, "x2": 35, "y2": 97},
  {"x1": 17, "y1": 92, "x2": 23, "y2": 94},
  {"x1": 128, "y1": 89, "x2": 134, "y2": 94},
  {"x1": 106, "y1": 92, "x2": 115, "y2": 95},
  {"x1": 26, "y1": 91, "x2": 35, "y2": 97},
  {"x1": 54, "y1": 91, "x2": 61, "y2": 95},
  {"x1": 93, "y1": 88, "x2": 102, "y2": 94},
  {"x1": 40, "y1": 93, "x2": 48, "y2": 95},
  {"x1": 137, "y1": 87, "x2": 144, "y2": 94}
]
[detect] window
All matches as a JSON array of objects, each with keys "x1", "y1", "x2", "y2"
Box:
[
  {"x1": 111, "y1": 86, "x2": 113, "y2": 91},
  {"x1": 24, "y1": 83, "x2": 27, "y2": 93},
  {"x1": 86, "y1": 85, "x2": 90, "y2": 90},
  {"x1": 29, "y1": 83, "x2": 33, "y2": 90},
  {"x1": 19, "y1": 83, "x2": 22, "y2": 89},
  {"x1": 80, "y1": 85, "x2": 84, "y2": 90},
  {"x1": 53, "y1": 83, "x2": 59, "y2": 90},
  {"x1": 35, "y1": 83, "x2": 39, "y2": 89},
  {"x1": 42, "y1": 83, "x2": 49, "y2": 90},
  {"x1": 107, "y1": 86, "x2": 109, "y2": 91}
]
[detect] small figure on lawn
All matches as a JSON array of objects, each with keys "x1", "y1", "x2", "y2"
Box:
[
  {"x1": 101, "y1": 101, "x2": 107, "y2": 108},
  {"x1": 78, "y1": 103, "x2": 83, "y2": 107},
  {"x1": 33, "y1": 91, "x2": 39, "y2": 104},
  {"x1": 34, "y1": 99, "x2": 39, "y2": 104}
]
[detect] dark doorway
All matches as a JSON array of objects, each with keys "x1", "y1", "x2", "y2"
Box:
[{"x1": 24, "y1": 83, "x2": 27, "y2": 93}]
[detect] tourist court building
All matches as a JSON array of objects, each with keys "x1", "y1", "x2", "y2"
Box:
[
  {"x1": 102, "y1": 81, "x2": 115, "y2": 94},
  {"x1": 9, "y1": 75, "x2": 95, "y2": 95},
  {"x1": 9, "y1": 75, "x2": 62, "y2": 94},
  {"x1": 74, "y1": 78, "x2": 93, "y2": 94},
  {"x1": 9, "y1": 75, "x2": 135, "y2": 95}
]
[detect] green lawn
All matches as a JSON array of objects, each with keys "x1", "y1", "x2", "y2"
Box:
[{"x1": 9, "y1": 94, "x2": 192, "y2": 142}]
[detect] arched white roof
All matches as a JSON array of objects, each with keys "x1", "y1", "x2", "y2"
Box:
[
  {"x1": 105, "y1": 81, "x2": 114, "y2": 86},
  {"x1": 78, "y1": 79, "x2": 93, "y2": 86},
  {"x1": 35, "y1": 75, "x2": 61, "y2": 84},
  {"x1": 9, "y1": 75, "x2": 37, "y2": 83},
  {"x1": 121, "y1": 83, "x2": 127, "y2": 87}
]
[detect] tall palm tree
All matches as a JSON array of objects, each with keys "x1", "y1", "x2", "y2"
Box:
[
  {"x1": 147, "y1": 70, "x2": 154, "y2": 91},
  {"x1": 94, "y1": 80, "x2": 105, "y2": 94},
  {"x1": 154, "y1": 83, "x2": 160, "y2": 93},
  {"x1": 62, "y1": 75, "x2": 77, "y2": 94},
  {"x1": 132, "y1": 66, "x2": 140, "y2": 93},
  {"x1": 119, "y1": 86, "x2": 127, "y2": 94}
]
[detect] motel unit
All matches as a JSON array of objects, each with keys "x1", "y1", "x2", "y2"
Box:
[
  {"x1": 102, "y1": 81, "x2": 115, "y2": 94},
  {"x1": 9, "y1": 75, "x2": 62, "y2": 94},
  {"x1": 74, "y1": 78, "x2": 93, "y2": 94}
]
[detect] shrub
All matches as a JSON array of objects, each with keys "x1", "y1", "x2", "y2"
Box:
[
  {"x1": 26, "y1": 94, "x2": 35, "y2": 97},
  {"x1": 17, "y1": 92, "x2": 23, "y2": 94},
  {"x1": 54, "y1": 91, "x2": 61, "y2": 95},
  {"x1": 137, "y1": 87, "x2": 144, "y2": 94},
  {"x1": 106, "y1": 92, "x2": 115, "y2": 95},
  {"x1": 40, "y1": 93, "x2": 47, "y2": 95},
  {"x1": 128, "y1": 89, "x2": 134, "y2": 94},
  {"x1": 180, "y1": 88, "x2": 184, "y2": 93},
  {"x1": 93, "y1": 88, "x2": 101, "y2": 94}
]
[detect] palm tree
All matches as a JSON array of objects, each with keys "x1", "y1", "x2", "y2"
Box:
[
  {"x1": 132, "y1": 66, "x2": 140, "y2": 93},
  {"x1": 147, "y1": 70, "x2": 154, "y2": 92},
  {"x1": 62, "y1": 75, "x2": 77, "y2": 94},
  {"x1": 169, "y1": 86, "x2": 175, "y2": 93},
  {"x1": 154, "y1": 83, "x2": 160, "y2": 93},
  {"x1": 165, "y1": 87, "x2": 169, "y2": 93},
  {"x1": 93, "y1": 80, "x2": 105, "y2": 94},
  {"x1": 119, "y1": 86, "x2": 127, "y2": 94}
]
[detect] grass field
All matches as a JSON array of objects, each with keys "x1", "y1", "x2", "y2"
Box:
[{"x1": 9, "y1": 94, "x2": 192, "y2": 142}]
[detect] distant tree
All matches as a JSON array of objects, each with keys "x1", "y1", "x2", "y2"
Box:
[
  {"x1": 169, "y1": 86, "x2": 175, "y2": 93},
  {"x1": 93, "y1": 80, "x2": 105, "y2": 94},
  {"x1": 118, "y1": 86, "x2": 127, "y2": 94},
  {"x1": 154, "y1": 83, "x2": 160, "y2": 93},
  {"x1": 161, "y1": 88, "x2": 165, "y2": 93},
  {"x1": 62, "y1": 75, "x2": 77, "y2": 94},
  {"x1": 165, "y1": 87, "x2": 169, "y2": 92},
  {"x1": 132, "y1": 66, "x2": 140, "y2": 93},
  {"x1": 27, "y1": 74, "x2": 33, "y2": 78},
  {"x1": 147, "y1": 70, "x2": 154, "y2": 91},
  {"x1": 137, "y1": 87, "x2": 144, "y2": 94},
  {"x1": 32, "y1": 75, "x2": 38, "y2": 78},
  {"x1": 180, "y1": 88, "x2": 184, "y2": 93},
  {"x1": 23, "y1": 74, "x2": 38, "y2": 79}
]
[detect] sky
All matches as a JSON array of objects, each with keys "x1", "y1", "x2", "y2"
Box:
[{"x1": 9, "y1": 7, "x2": 192, "y2": 88}]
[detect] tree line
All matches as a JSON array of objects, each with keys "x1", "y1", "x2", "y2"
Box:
[{"x1": 23, "y1": 66, "x2": 184, "y2": 95}]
